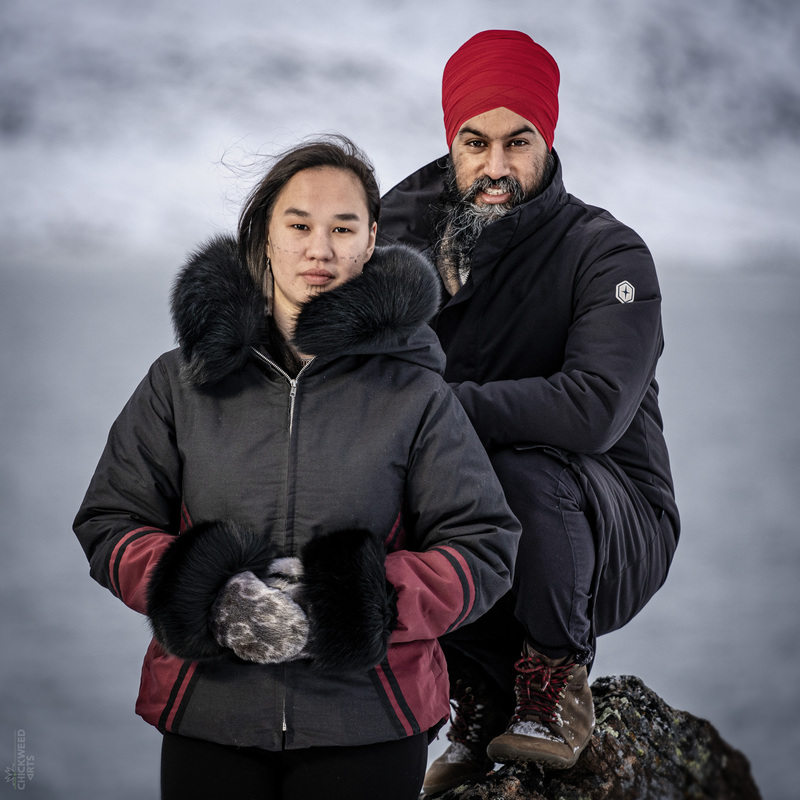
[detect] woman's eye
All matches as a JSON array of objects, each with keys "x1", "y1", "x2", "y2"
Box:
[{"x1": 291, "y1": 223, "x2": 309, "y2": 231}]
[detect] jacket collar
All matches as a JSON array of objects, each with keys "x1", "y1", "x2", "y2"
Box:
[{"x1": 171, "y1": 235, "x2": 444, "y2": 387}]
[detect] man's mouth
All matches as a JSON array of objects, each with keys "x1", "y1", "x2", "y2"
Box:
[{"x1": 477, "y1": 185, "x2": 513, "y2": 205}]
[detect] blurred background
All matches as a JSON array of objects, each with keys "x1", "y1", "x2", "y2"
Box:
[{"x1": 1, "y1": 0, "x2": 798, "y2": 797}]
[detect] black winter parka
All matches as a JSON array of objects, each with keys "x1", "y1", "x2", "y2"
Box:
[
  {"x1": 73, "y1": 237, "x2": 521, "y2": 750},
  {"x1": 377, "y1": 154, "x2": 679, "y2": 538}
]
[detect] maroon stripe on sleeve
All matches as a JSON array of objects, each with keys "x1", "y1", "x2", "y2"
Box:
[
  {"x1": 179, "y1": 503, "x2": 193, "y2": 534},
  {"x1": 109, "y1": 527, "x2": 162, "y2": 599},
  {"x1": 432, "y1": 546, "x2": 476, "y2": 633}
]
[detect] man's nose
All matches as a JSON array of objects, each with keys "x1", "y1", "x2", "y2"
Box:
[{"x1": 484, "y1": 143, "x2": 510, "y2": 181}]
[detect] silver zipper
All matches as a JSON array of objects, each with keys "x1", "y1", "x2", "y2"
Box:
[
  {"x1": 288, "y1": 379, "x2": 298, "y2": 433},
  {"x1": 251, "y1": 346, "x2": 312, "y2": 747},
  {"x1": 250, "y1": 348, "x2": 313, "y2": 436}
]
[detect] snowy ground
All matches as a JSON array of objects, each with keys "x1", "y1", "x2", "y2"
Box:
[{"x1": 2, "y1": 1, "x2": 799, "y2": 798}]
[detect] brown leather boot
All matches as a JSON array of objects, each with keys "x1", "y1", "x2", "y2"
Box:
[
  {"x1": 422, "y1": 659, "x2": 513, "y2": 796},
  {"x1": 486, "y1": 642, "x2": 594, "y2": 769}
]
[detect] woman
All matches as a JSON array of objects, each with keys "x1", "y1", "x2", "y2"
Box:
[{"x1": 74, "y1": 136, "x2": 520, "y2": 800}]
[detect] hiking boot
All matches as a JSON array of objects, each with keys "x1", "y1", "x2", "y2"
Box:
[
  {"x1": 486, "y1": 642, "x2": 594, "y2": 769},
  {"x1": 422, "y1": 658, "x2": 512, "y2": 796}
]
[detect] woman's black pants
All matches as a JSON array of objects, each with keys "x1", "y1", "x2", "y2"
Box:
[{"x1": 161, "y1": 730, "x2": 428, "y2": 800}]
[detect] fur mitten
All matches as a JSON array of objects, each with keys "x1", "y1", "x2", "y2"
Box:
[
  {"x1": 147, "y1": 520, "x2": 277, "y2": 660},
  {"x1": 300, "y1": 529, "x2": 398, "y2": 672},
  {"x1": 264, "y1": 556, "x2": 304, "y2": 600},
  {"x1": 211, "y1": 570, "x2": 308, "y2": 663}
]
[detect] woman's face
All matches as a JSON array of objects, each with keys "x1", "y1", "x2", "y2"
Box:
[{"x1": 267, "y1": 166, "x2": 377, "y2": 331}]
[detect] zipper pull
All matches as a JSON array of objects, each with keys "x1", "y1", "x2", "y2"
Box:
[{"x1": 289, "y1": 379, "x2": 297, "y2": 399}]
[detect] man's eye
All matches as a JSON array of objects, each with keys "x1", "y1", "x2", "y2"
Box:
[
  {"x1": 509, "y1": 139, "x2": 529, "y2": 147},
  {"x1": 467, "y1": 140, "x2": 486, "y2": 148},
  {"x1": 333, "y1": 227, "x2": 352, "y2": 234},
  {"x1": 291, "y1": 223, "x2": 309, "y2": 231}
]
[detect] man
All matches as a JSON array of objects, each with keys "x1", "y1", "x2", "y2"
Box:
[{"x1": 377, "y1": 30, "x2": 680, "y2": 795}]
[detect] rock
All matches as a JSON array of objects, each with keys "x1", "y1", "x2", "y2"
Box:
[{"x1": 431, "y1": 675, "x2": 761, "y2": 800}]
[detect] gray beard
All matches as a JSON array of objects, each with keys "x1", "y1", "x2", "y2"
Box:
[{"x1": 432, "y1": 155, "x2": 554, "y2": 292}]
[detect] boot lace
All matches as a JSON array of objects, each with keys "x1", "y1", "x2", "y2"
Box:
[
  {"x1": 512, "y1": 655, "x2": 574, "y2": 725},
  {"x1": 446, "y1": 680, "x2": 482, "y2": 745}
]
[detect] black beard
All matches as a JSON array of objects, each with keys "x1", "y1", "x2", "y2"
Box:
[{"x1": 431, "y1": 154, "x2": 555, "y2": 289}]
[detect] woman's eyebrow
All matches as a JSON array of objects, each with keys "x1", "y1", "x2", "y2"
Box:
[{"x1": 282, "y1": 207, "x2": 361, "y2": 221}]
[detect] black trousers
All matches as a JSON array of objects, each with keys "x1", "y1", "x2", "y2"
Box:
[
  {"x1": 443, "y1": 446, "x2": 677, "y2": 690},
  {"x1": 161, "y1": 730, "x2": 428, "y2": 800}
]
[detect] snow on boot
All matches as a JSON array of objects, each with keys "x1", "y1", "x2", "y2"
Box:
[
  {"x1": 422, "y1": 661, "x2": 512, "y2": 796},
  {"x1": 486, "y1": 642, "x2": 594, "y2": 769}
]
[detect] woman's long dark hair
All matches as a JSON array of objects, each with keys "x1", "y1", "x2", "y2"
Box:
[
  {"x1": 237, "y1": 134, "x2": 380, "y2": 375},
  {"x1": 238, "y1": 134, "x2": 380, "y2": 301}
]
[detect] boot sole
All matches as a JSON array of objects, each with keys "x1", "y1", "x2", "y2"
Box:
[
  {"x1": 422, "y1": 763, "x2": 494, "y2": 796},
  {"x1": 486, "y1": 740, "x2": 580, "y2": 770}
]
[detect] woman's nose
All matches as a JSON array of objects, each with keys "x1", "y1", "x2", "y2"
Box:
[{"x1": 306, "y1": 230, "x2": 334, "y2": 260}]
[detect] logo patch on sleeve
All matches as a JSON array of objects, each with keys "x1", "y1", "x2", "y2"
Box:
[{"x1": 615, "y1": 281, "x2": 635, "y2": 303}]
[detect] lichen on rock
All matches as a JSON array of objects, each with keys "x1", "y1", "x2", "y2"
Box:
[{"x1": 430, "y1": 675, "x2": 761, "y2": 800}]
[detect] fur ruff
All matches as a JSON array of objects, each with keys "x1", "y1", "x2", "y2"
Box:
[
  {"x1": 292, "y1": 243, "x2": 440, "y2": 358},
  {"x1": 171, "y1": 235, "x2": 440, "y2": 386},
  {"x1": 301, "y1": 529, "x2": 397, "y2": 672},
  {"x1": 171, "y1": 237, "x2": 269, "y2": 387},
  {"x1": 146, "y1": 520, "x2": 275, "y2": 660}
]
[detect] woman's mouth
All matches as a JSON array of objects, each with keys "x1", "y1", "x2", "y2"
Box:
[{"x1": 300, "y1": 269, "x2": 335, "y2": 286}]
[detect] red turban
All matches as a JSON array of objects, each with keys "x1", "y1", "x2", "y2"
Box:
[{"x1": 442, "y1": 30, "x2": 560, "y2": 150}]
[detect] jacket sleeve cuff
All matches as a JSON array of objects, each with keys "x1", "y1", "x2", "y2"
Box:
[
  {"x1": 146, "y1": 520, "x2": 275, "y2": 660},
  {"x1": 301, "y1": 529, "x2": 397, "y2": 672}
]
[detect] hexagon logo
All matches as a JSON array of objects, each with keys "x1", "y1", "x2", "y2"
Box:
[{"x1": 615, "y1": 281, "x2": 635, "y2": 303}]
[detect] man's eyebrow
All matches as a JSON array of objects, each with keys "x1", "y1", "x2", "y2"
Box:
[
  {"x1": 457, "y1": 125, "x2": 538, "y2": 139},
  {"x1": 282, "y1": 208, "x2": 362, "y2": 221}
]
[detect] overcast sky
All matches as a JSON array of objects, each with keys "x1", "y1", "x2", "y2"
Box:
[{"x1": 2, "y1": 0, "x2": 799, "y2": 273}]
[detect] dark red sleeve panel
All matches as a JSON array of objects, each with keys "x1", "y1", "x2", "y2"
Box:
[
  {"x1": 107, "y1": 527, "x2": 175, "y2": 615},
  {"x1": 385, "y1": 545, "x2": 476, "y2": 643}
]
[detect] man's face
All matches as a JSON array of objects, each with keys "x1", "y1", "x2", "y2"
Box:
[{"x1": 450, "y1": 106, "x2": 551, "y2": 211}]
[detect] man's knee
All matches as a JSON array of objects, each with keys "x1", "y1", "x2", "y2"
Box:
[{"x1": 490, "y1": 447, "x2": 582, "y2": 511}]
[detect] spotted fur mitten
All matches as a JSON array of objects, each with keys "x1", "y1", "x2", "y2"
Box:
[
  {"x1": 263, "y1": 556, "x2": 304, "y2": 600},
  {"x1": 210, "y1": 568, "x2": 308, "y2": 664},
  {"x1": 147, "y1": 521, "x2": 308, "y2": 663}
]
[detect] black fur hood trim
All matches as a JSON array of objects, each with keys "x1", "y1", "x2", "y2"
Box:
[
  {"x1": 171, "y1": 236, "x2": 269, "y2": 388},
  {"x1": 292, "y1": 242, "x2": 440, "y2": 359},
  {"x1": 171, "y1": 235, "x2": 441, "y2": 387}
]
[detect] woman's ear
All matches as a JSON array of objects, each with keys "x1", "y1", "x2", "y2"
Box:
[
  {"x1": 263, "y1": 240, "x2": 274, "y2": 307},
  {"x1": 365, "y1": 222, "x2": 377, "y2": 262}
]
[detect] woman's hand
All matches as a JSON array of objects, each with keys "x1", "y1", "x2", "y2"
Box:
[{"x1": 211, "y1": 568, "x2": 309, "y2": 663}]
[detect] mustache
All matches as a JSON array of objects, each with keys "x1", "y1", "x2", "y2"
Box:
[{"x1": 462, "y1": 175, "x2": 527, "y2": 206}]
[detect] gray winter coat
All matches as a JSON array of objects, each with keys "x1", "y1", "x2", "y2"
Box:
[{"x1": 73, "y1": 236, "x2": 521, "y2": 750}]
